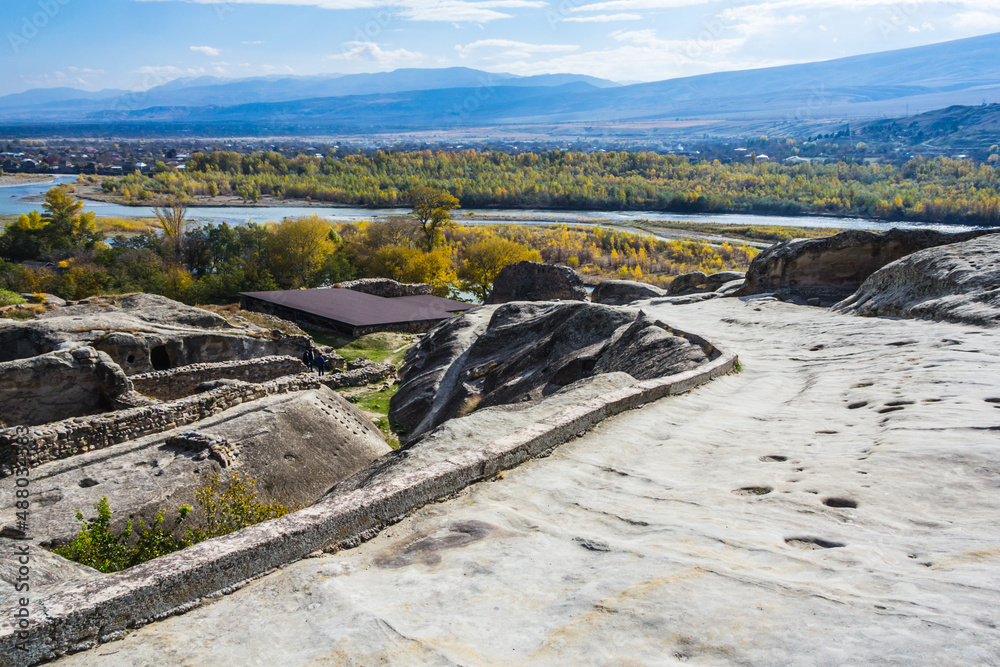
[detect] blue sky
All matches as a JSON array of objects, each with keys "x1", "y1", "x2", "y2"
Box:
[{"x1": 3, "y1": 0, "x2": 1000, "y2": 95}]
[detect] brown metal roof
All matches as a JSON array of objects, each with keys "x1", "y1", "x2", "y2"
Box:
[{"x1": 239, "y1": 288, "x2": 475, "y2": 328}]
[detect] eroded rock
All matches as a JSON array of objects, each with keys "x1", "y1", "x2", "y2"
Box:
[
  {"x1": 738, "y1": 228, "x2": 995, "y2": 303},
  {"x1": 591, "y1": 280, "x2": 667, "y2": 305},
  {"x1": 486, "y1": 261, "x2": 587, "y2": 304},
  {"x1": 337, "y1": 278, "x2": 432, "y2": 298},
  {"x1": 0, "y1": 294, "x2": 310, "y2": 372},
  {"x1": 833, "y1": 234, "x2": 1000, "y2": 326},
  {"x1": 390, "y1": 301, "x2": 709, "y2": 440},
  {"x1": 0, "y1": 345, "x2": 131, "y2": 426}
]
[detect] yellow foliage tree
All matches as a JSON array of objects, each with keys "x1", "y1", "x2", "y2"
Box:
[
  {"x1": 457, "y1": 237, "x2": 541, "y2": 302},
  {"x1": 266, "y1": 215, "x2": 340, "y2": 288}
]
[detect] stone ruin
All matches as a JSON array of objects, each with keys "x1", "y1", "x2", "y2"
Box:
[{"x1": 0, "y1": 294, "x2": 398, "y2": 556}]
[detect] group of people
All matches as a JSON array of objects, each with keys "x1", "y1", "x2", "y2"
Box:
[{"x1": 302, "y1": 348, "x2": 329, "y2": 376}]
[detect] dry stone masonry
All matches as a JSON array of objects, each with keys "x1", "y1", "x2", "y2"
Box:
[{"x1": 130, "y1": 356, "x2": 309, "y2": 401}]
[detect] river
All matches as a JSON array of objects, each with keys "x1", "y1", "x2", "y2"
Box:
[{"x1": 0, "y1": 175, "x2": 988, "y2": 234}]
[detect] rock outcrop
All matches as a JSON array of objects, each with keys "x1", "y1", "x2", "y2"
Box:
[
  {"x1": 667, "y1": 271, "x2": 744, "y2": 296},
  {"x1": 0, "y1": 345, "x2": 131, "y2": 426},
  {"x1": 833, "y1": 234, "x2": 1000, "y2": 326},
  {"x1": 486, "y1": 261, "x2": 587, "y2": 304},
  {"x1": 336, "y1": 278, "x2": 432, "y2": 298},
  {"x1": 390, "y1": 301, "x2": 709, "y2": 440},
  {"x1": 591, "y1": 280, "x2": 667, "y2": 305},
  {"x1": 0, "y1": 293, "x2": 310, "y2": 373},
  {"x1": 737, "y1": 228, "x2": 995, "y2": 303}
]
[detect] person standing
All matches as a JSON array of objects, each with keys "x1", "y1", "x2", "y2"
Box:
[{"x1": 316, "y1": 353, "x2": 327, "y2": 377}]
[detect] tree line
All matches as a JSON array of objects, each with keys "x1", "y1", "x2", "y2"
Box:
[
  {"x1": 0, "y1": 187, "x2": 757, "y2": 307},
  {"x1": 95, "y1": 149, "x2": 1000, "y2": 225}
]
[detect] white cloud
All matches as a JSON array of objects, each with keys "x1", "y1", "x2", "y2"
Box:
[
  {"x1": 190, "y1": 45, "x2": 222, "y2": 56},
  {"x1": 456, "y1": 39, "x2": 578, "y2": 59},
  {"x1": 242, "y1": 40, "x2": 266, "y2": 44},
  {"x1": 722, "y1": 9, "x2": 807, "y2": 36},
  {"x1": 564, "y1": 13, "x2": 641, "y2": 21},
  {"x1": 952, "y1": 11, "x2": 1000, "y2": 30},
  {"x1": 135, "y1": 65, "x2": 207, "y2": 77},
  {"x1": 569, "y1": 0, "x2": 712, "y2": 11},
  {"x1": 489, "y1": 28, "x2": 766, "y2": 82},
  {"x1": 258, "y1": 63, "x2": 297, "y2": 73},
  {"x1": 134, "y1": 0, "x2": 545, "y2": 23},
  {"x1": 329, "y1": 41, "x2": 424, "y2": 65}
]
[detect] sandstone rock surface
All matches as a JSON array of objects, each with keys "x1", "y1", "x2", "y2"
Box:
[
  {"x1": 53, "y1": 297, "x2": 1000, "y2": 667},
  {"x1": 0, "y1": 345, "x2": 131, "y2": 426},
  {"x1": 0, "y1": 294, "x2": 310, "y2": 373},
  {"x1": 0, "y1": 548, "x2": 99, "y2": 609},
  {"x1": 390, "y1": 301, "x2": 709, "y2": 440},
  {"x1": 834, "y1": 233, "x2": 1000, "y2": 326},
  {"x1": 485, "y1": 261, "x2": 587, "y2": 304},
  {"x1": 667, "y1": 270, "x2": 744, "y2": 296},
  {"x1": 738, "y1": 228, "x2": 996, "y2": 302},
  {"x1": 590, "y1": 279, "x2": 666, "y2": 305},
  {"x1": 0, "y1": 386, "x2": 391, "y2": 548}
]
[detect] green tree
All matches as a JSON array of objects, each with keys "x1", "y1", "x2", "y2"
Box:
[
  {"x1": 410, "y1": 186, "x2": 459, "y2": 252},
  {"x1": 42, "y1": 187, "x2": 99, "y2": 250}
]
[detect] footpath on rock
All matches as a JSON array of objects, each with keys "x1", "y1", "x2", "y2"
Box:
[{"x1": 48, "y1": 296, "x2": 1000, "y2": 665}]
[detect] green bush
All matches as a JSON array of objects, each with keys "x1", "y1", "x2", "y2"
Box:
[
  {"x1": 53, "y1": 472, "x2": 294, "y2": 573},
  {"x1": 0, "y1": 289, "x2": 25, "y2": 307},
  {"x1": 52, "y1": 498, "x2": 190, "y2": 573}
]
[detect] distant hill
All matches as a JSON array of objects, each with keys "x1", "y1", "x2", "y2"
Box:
[
  {"x1": 3, "y1": 32, "x2": 1000, "y2": 137},
  {"x1": 0, "y1": 68, "x2": 619, "y2": 116},
  {"x1": 0, "y1": 86, "x2": 126, "y2": 108},
  {"x1": 858, "y1": 103, "x2": 1000, "y2": 148}
]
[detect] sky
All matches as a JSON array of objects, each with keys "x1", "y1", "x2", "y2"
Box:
[{"x1": 2, "y1": 0, "x2": 1000, "y2": 95}]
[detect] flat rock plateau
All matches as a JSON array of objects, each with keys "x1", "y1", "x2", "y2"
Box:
[{"x1": 54, "y1": 296, "x2": 1000, "y2": 665}]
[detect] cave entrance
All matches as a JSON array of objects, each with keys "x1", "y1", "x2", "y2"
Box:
[{"x1": 150, "y1": 345, "x2": 171, "y2": 371}]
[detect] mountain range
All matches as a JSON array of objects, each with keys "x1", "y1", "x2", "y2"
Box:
[{"x1": 2, "y1": 32, "x2": 1000, "y2": 135}]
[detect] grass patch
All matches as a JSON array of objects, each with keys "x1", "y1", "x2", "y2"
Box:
[
  {"x1": 1, "y1": 303, "x2": 46, "y2": 320},
  {"x1": 634, "y1": 220, "x2": 846, "y2": 244},
  {"x1": 94, "y1": 216, "x2": 159, "y2": 236},
  {"x1": 309, "y1": 330, "x2": 417, "y2": 367},
  {"x1": 337, "y1": 382, "x2": 403, "y2": 448}
]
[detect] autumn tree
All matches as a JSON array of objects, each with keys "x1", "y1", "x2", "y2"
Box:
[
  {"x1": 457, "y1": 237, "x2": 540, "y2": 302},
  {"x1": 410, "y1": 186, "x2": 459, "y2": 252},
  {"x1": 265, "y1": 215, "x2": 341, "y2": 288},
  {"x1": 42, "y1": 187, "x2": 99, "y2": 251},
  {"x1": 151, "y1": 199, "x2": 188, "y2": 258},
  {"x1": 0, "y1": 188, "x2": 99, "y2": 261}
]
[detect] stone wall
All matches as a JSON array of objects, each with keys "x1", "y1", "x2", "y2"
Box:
[
  {"x1": 130, "y1": 356, "x2": 308, "y2": 401},
  {"x1": 0, "y1": 360, "x2": 395, "y2": 477}
]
